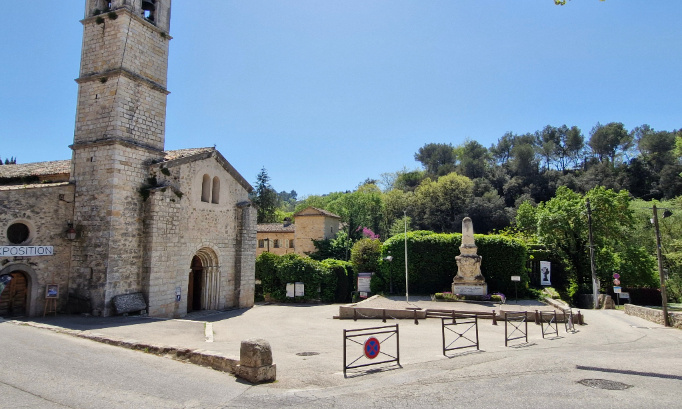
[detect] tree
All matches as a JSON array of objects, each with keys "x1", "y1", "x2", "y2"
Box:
[
  {"x1": 413, "y1": 172, "x2": 473, "y2": 232},
  {"x1": 414, "y1": 143, "x2": 457, "y2": 177},
  {"x1": 534, "y1": 186, "x2": 656, "y2": 298},
  {"x1": 634, "y1": 125, "x2": 677, "y2": 173},
  {"x1": 350, "y1": 238, "x2": 382, "y2": 273},
  {"x1": 588, "y1": 122, "x2": 633, "y2": 164},
  {"x1": 457, "y1": 140, "x2": 491, "y2": 179},
  {"x1": 0, "y1": 156, "x2": 16, "y2": 165},
  {"x1": 251, "y1": 167, "x2": 279, "y2": 223}
]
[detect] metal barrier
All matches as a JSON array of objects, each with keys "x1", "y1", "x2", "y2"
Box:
[
  {"x1": 441, "y1": 314, "x2": 479, "y2": 355},
  {"x1": 563, "y1": 309, "x2": 576, "y2": 333},
  {"x1": 539, "y1": 310, "x2": 559, "y2": 338},
  {"x1": 426, "y1": 309, "x2": 497, "y2": 325},
  {"x1": 504, "y1": 311, "x2": 528, "y2": 346},
  {"x1": 343, "y1": 324, "x2": 400, "y2": 374}
]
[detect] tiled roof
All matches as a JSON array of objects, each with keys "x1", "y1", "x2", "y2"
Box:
[
  {"x1": 294, "y1": 206, "x2": 341, "y2": 219},
  {"x1": 0, "y1": 181, "x2": 72, "y2": 191},
  {"x1": 257, "y1": 223, "x2": 296, "y2": 233},
  {"x1": 0, "y1": 160, "x2": 70, "y2": 179},
  {"x1": 163, "y1": 147, "x2": 215, "y2": 161}
]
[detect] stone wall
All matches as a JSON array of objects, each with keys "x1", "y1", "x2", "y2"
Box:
[
  {"x1": 70, "y1": 142, "x2": 163, "y2": 316},
  {"x1": 143, "y1": 154, "x2": 255, "y2": 317},
  {"x1": 294, "y1": 215, "x2": 340, "y2": 256},
  {"x1": 624, "y1": 304, "x2": 682, "y2": 329},
  {"x1": 0, "y1": 183, "x2": 75, "y2": 316}
]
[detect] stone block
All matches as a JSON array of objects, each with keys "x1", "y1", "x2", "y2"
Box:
[
  {"x1": 236, "y1": 338, "x2": 276, "y2": 383},
  {"x1": 236, "y1": 364, "x2": 276, "y2": 384},
  {"x1": 239, "y1": 338, "x2": 273, "y2": 367},
  {"x1": 112, "y1": 292, "x2": 147, "y2": 314}
]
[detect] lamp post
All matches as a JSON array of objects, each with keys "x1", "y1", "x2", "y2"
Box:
[
  {"x1": 384, "y1": 253, "x2": 394, "y2": 294},
  {"x1": 404, "y1": 210, "x2": 409, "y2": 303}
]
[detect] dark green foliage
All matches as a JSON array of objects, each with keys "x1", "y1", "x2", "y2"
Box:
[
  {"x1": 350, "y1": 238, "x2": 381, "y2": 273},
  {"x1": 160, "y1": 167, "x2": 171, "y2": 176},
  {"x1": 251, "y1": 167, "x2": 279, "y2": 223},
  {"x1": 372, "y1": 231, "x2": 527, "y2": 296},
  {"x1": 321, "y1": 259, "x2": 354, "y2": 302},
  {"x1": 255, "y1": 253, "x2": 338, "y2": 302},
  {"x1": 309, "y1": 230, "x2": 352, "y2": 261}
]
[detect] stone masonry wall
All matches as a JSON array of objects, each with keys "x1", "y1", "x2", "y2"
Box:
[
  {"x1": 75, "y1": 10, "x2": 169, "y2": 151},
  {"x1": 294, "y1": 215, "x2": 340, "y2": 256},
  {"x1": 70, "y1": 142, "x2": 163, "y2": 316},
  {"x1": 143, "y1": 155, "x2": 255, "y2": 317},
  {"x1": 0, "y1": 184, "x2": 75, "y2": 316},
  {"x1": 624, "y1": 304, "x2": 682, "y2": 329}
]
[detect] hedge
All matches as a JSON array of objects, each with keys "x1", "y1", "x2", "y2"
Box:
[
  {"x1": 255, "y1": 253, "x2": 351, "y2": 302},
  {"x1": 375, "y1": 231, "x2": 528, "y2": 296}
]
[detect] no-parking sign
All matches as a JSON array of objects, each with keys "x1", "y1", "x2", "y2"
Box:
[{"x1": 364, "y1": 337, "x2": 380, "y2": 359}]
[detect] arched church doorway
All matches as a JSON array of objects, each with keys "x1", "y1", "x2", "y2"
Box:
[
  {"x1": 0, "y1": 271, "x2": 29, "y2": 317},
  {"x1": 187, "y1": 256, "x2": 203, "y2": 312},
  {"x1": 187, "y1": 248, "x2": 221, "y2": 312}
]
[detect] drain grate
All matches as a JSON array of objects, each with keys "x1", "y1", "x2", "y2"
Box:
[
  {"x1": 296, "y1": 352, "x2": 320, "y2": 356},
  {"x1": 578, "y1": 379, "x2": 632, "y2": 390}
]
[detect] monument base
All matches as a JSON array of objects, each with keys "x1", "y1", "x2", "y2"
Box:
[{"x1": 452, "y1": 283, "x2": 488, "y2": 296}]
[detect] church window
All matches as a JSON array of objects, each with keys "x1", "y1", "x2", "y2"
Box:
[
  {"x1": 201, "y1": 174, "x2": 211, "y2": 203},
  {"x1": 258, "y1": 239, "x2": 265, "y2": 248},
  {"x1": 7, "y1": 223, "x2": 30, "y2": 244},
  {"x1": 211, "y1": 177, "x2": 220, "y2": 204},
  {"x1": 273, "y1": 239, "x2": 280, "y2": 248},
  {"x1": 288, "y1": 239, "x2": 295, "y2": 249}
]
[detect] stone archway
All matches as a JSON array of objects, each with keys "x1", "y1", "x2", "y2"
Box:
[{"x1": 188, "y1": 247, "x2": 220, "y2": 311}]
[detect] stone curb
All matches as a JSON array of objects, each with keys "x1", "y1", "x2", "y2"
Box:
[{"x1": 7, "y1": 320, "x2": 240, "y2": 375}]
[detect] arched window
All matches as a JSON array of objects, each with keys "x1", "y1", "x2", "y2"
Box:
[
  {"x1": 211, "y1": 177, "x2": 220, "y2": 204},
  {"x1": 201, "y1": 174, "x2": 211, "y2": 203}
]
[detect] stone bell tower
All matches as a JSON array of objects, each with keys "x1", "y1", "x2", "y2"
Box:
[{"x1": 70, "y1": 0, "x2": 172, "y2": 315}]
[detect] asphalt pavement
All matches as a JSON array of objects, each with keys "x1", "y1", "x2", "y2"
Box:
[{"x1": 4, "y1": 298, "x2": 682, "y2": 408}]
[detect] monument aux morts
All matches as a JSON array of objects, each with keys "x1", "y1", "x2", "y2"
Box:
[
  {"x1": 0, "y1": 0, "x2": 256, "y2": 318},
  {"x1": 452, "y1": 217, "x2": 487, "y2": 296}
]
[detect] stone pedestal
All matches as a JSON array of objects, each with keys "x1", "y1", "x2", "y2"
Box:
[
  {"x1": 236, "y1": 338, "x2": 276, "y2": 384},
  {"x1": 452, "y1": 217, "x2": 487, "y2": 296}
]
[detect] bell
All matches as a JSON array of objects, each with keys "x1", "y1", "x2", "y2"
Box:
[{"x1": 141, "y1": 0, "x2": 156, "y2": 11}]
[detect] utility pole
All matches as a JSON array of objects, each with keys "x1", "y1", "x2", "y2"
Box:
[
  {"x1": 652, "y1": 204, "x2": 671, "y2": 327},
  {"x1": 586, "y1": 199, "x2": 599, "y2": 309}
]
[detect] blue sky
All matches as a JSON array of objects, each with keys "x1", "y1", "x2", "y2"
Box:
[{"x1": 1, "y1": 1, "x2": 681, "y2": 197}]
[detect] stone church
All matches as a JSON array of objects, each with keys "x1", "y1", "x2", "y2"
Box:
[{"x1": 0, "y1": 0, "x2": 256, "y2": 318}]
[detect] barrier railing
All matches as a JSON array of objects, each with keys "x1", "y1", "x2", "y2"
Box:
[
  {"x1": 563, "y1": 309, "x2": 576, "y2": 333},
  {"x1": 427, "y1": 309, "x2": 497, "y2": 325},
  {"x1": 504, "y1": 311, "x2": 528, "y2": 346},
  {"x1": 442, "y1": 314, "x2": 479, "y2": 355},
  {"x1": 343, "y1": 324, "x2": 400, "y2": 375},
  {"x1": 539, "y1": 310, "x2": 559, "y2": 338}
]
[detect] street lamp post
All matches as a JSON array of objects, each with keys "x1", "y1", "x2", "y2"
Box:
[
  {"x1": 404, "y1": 210, "x2": 409, "y2": 303},
  {"x1": 384, "y1": 254, "x2": 394, "y2": 294}
]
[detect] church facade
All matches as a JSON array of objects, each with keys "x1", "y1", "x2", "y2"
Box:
[{"x1": 0, "y1": 0, "x2": 256, "y2": 318}]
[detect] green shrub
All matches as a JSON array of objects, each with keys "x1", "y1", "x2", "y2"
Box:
[
  {"x1": 255, "y1": 253, "x2": 338, "y2": 302},
  {"x1": 321, "y1": 259, "x2": 353, "y2": 302},
  {"x1": 376, "y1": 231, "x2": 528, "y2": 296},
  {"x1": 350, "y1": 238, "x2": 381, "y2": 273}
]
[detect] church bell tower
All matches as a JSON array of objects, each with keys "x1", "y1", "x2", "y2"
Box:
[{"x1": 71, "y1": 0, "x2": 172, "y2": 315}]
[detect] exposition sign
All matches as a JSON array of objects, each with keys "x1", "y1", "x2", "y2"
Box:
[{"x1": 0, "y1": 246, "x2": 54, "y2": 257}]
